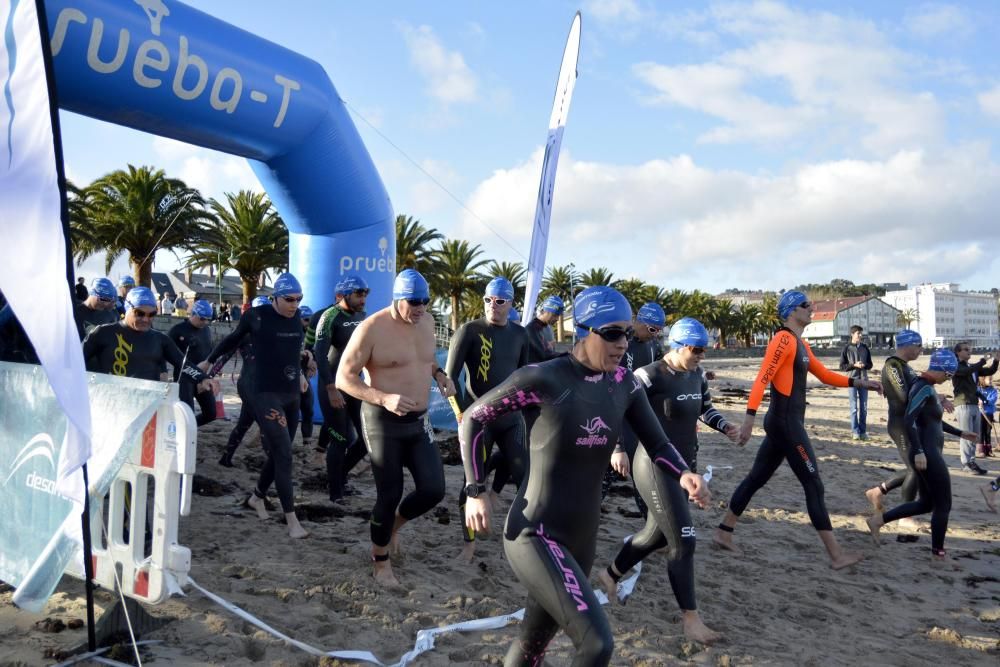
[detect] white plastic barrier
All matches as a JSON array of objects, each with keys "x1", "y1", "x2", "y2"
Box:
[{"x1": 66, "y1": 399, "x2": 197, "y2": 604}]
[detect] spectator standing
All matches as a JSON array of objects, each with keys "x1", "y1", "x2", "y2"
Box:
[
  {"x1": 74, "y1": 276, "x2": 88, "y2": 301},
  {"x1": 161, "y1": 293, "x2": 176, "y2": 317},
  {"x1": 952, "y1": 342, "x2": 998, "y2": 475},
  {"x1": 174, "y1": 293, "x2": 189, "y2": 317},
  {"x1": 840, "y1": 325, "x2": 873, "y2": 440}
]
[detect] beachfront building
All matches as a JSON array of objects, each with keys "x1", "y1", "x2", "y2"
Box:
[
  {"x1": 880, "y1": 283, "x2": 1000, "y2": 349},
  {"x1": 801, "y1": 296, "x2": 901, "y2": 347},
  {"x1": 150, "y1": 271, "x2": 272, "y2": 310}
]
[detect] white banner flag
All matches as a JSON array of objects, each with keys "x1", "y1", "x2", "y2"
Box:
[
  {"x1": 0, "y1": 0, "x2": 92, "y2": 504},
  {"x1": 522, "y1": 12, "x2": 581, "y2": 320}
]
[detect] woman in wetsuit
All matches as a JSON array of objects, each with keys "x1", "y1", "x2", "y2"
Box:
[{"x1": 461, "y1": 286, "x2": 709, "y2": 667}]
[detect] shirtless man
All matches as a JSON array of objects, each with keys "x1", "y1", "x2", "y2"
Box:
[{"x1": 337, "y1": 269, "x2": 457, "y2": 585}]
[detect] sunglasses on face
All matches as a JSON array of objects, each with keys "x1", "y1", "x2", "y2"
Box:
[
  {"x1": 483, "y1": 296, "x2": 508, "y2": 306},
  {"x1": 132, "y1": 309, "x2": 156, "y2": 319},
  {"x1": 353, "y1": 289, "x2": 370, "y2": 297},
  {"x1": 646, "y1": 326, "x2": 661, "y2": 335},
  {"x1": 798, "y1": 302, "x2": 812, "y2": 309},
  {"x1": 944, "y1": 371, "x2": 955, "y2": 378},
  {"x1": 584, "y1": 324, "x2": 634, "y2": 343},
  {"x1": 97, "y1": 296, "x2": 114, "y2": 303},
  {"x1": 280, "y1": 295, "x2": 303, "y2": 303},
  {"x1": 687, "y1": 346, "x2": 706, "y2": 354},
  {"x1": 406, "y1": 298, "x2": 431, "y2": 307}
]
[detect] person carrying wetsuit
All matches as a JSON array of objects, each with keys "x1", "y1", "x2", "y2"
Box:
[
  {"x1": 205, "y1": 274, "x2": 311, "y2": 540},
  {"x1": 218, "y1": 295, "x2": 269, "y2": 468},
  {"x1": 446, "y1": 276, "x2": 530, "y2": 562},
  {"x1": 866, "y1": 349, "x2": 977, "y2": 563},
  {"x1": 714, "y1": 290, "x2": 881, "y2": 570},
  {"x1": 168, "y1": 299, "x2": 218, "y2": 426},
  {"x1": 462, "y1": 286, "x2": 709, "y2": 666},
  {"x1": 313, "y1": 276, "x2": 369, "y2": 502},
  {"x1": 598, "y1": 316, "x2": 735, "y2": 643},
  {"x1": 74, "y1": 277, "x2": 118, "y2": 339}
]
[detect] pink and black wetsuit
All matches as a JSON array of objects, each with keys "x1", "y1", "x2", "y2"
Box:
[{"x1": 460, "y1": 354, "x2": 689, "y2": 667}]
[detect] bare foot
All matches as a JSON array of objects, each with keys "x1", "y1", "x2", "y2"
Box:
[
  {"x1": 930, "y1": 553, "x2": 962, "y2": 571},
  {"x1": 865, "y1": 487, "x2": 884, "y2": 513},
  {"x1": 286, "y1": 513, "x2": 309, "y2": 539},
  {"x1": 981, "y1": 485, "x2": 998, "y2": 513},
  {"x1": 246, "y1": 494, "x2": 270, "y2": 521},
  {"x1": 459, "y1": 542, "x2": 476, "y2": 564},
  {"x1": 596, "y1": 568, "x2": 620, "y2": 605},
  {"x1": 830, "y1": 551, "x2": 864, "y2": 570},
  {"x1": 712, "y1": 529, "x2": 742, "y2": 556},
  {"x1": 682, "y1": 612, "x2": 721, "y2": 644},
  {"x1": 373, "y1": 560, "x2": 400, "y2": 587},
  {"x1": 864, "y1": 516, "x2": 882, "y2": 546},
  {"x1": 389, "y1": 532, "x2": 403, "y2": 558}
]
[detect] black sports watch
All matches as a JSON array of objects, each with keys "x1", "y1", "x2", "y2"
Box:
[{"x1": 464, "y1": 483, "x2": 487, "y2": 498}]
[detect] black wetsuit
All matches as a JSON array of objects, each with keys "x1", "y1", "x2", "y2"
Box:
[
  {"x1": 207, "y1": 306, "x2": 304, "y2": 513},
  {"x1": 445, "y1": 317, "x2": 529, "y2": 542},
  {"x1": 314, "y1": 304, "x2": 366, "y2": 501},
  {"x1": 73, "y1": 302, "x2": 117, "y2": 340},
  {"x1": 168, "y1": 319, "x2": 216, "y2": 426},
  {"x1": 609, "y1": 361, "x2": 730, "y2": 612},
  {"x1": 879, "y1": 356, "x2": 919, "y2": 501},
  {"x1": 881, "y1": 378, "x2": 963, "y2": 553},
  {"x1": 83, "y1": 322, "x2": 207, "y2": 384},
  {"x1": 220, "y1": 337, "x2": 260, "y2": 465},
  {"x1": 460, "y1": 356, "x2": 689, "y2": 667}
]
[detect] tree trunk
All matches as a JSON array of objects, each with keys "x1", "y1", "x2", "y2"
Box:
[
  {"x1": 450, "y1": 294, "x2": 459, "y2": 331},
  {"x1": 242, "y1": 277, "x2": 257, "y2": 305},
  {"x1": 556, "y1": 314, "x2": 564, "y2": 342},
  {"x1": 132, "y1": 257, "x2": 152, "y2": 289}
]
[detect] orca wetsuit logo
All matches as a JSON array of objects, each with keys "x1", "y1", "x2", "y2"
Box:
[
  {"x1": 576, "y1": 416, "x2": 610, "y2": 448},
  {"x1": 4, "y1": 433, "x2": 59, "y2": 496}
]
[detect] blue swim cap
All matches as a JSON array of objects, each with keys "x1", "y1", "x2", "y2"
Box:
[
  {"x1": 895, "y1": 329, "x2": 922, "y2": 348},
  {"x1": 299, "y1": 305, "x2": 313, "y2": 319},
  {"x1": 574, "y1": 286, "x2": 632, "y2": 338},
  {"x1": 485, "y1": 277, "x2": 515, "y2": 300},
  {"x1": 393, "y1": 269, "x2": 430, "y2": 301},
  {"x1": 191, "y1": 300, "x2": 213, "y2": 319},
  {"x1": 125, "y1": 286, "x2": 157, "y2": 311},
  {"x1": 509, "y1": 307, "x2": 521, "y2": 323},
  {"x1": 636, "y1": 302, "x2": 666, "y2": 328},
  {"x1": 272, "y1": 272, "x2": 302, "y2": 298},
  {"x1": 90, "y1": 277, "x2": 116, "y2": 300},
  {"x1": 118, "y1": 276, "x2": 135, "y2": 288},
  {"x1": 252, "y1": 296, "x2": 270, "y2": 307},
  {"x1": 336, "y1": 275, "x2": 369, "y2": 296},
  {"x1": 539, "y1": 295, "x2": 564, "y2": 315},
  {"x1": 777, "y1": 290, "x2": 809, "y2": 320},
  {"x1": 928, "y1": 349, "x2": 958, "y2": 374},
  {"x1": 668, "y1": 317, "x2": 710, "y2": 349}
]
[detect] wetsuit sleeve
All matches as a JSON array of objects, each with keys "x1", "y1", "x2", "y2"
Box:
[
  {"x1": 162, "y1": 334, "x2": 208, "y2": 384},
  {"x1": 445, "y1": 324, "x2": 472, "y2": 417},
  {"x1": 81, "y1": 325, "x2": 104, "y2": 371},
  {"x1": 627, "y1": 386, "x2": 690, "y2": 480},
  {"x1": 518, "y1": 328, "x2": 530, "y2": 369},
  {"x1": 941, "y1": 421, "x2": 963, "y2": 437},
  {"x1": 805, "y1": 342, "x2": 852, "y2": 388},
  {"x1": 698, "y1": 371, "x2": 730, "y2": 433},
  {"x1": 904, "y1": 385, "x2": 935, "y2": 455},
  {"x1": 304, "y1": 310, "x2": 324, "y2": 350},
  {"x1": 206, "y1": 310, "x2": 253, "y2": 363},
  {"x1": 459, "y1": 364, "x2": 548, "y2": 484},
  {"x1": 746, "y1": 331, "x2": 794, "y2": 415},
  {"x1": 882, "y1": 358, "x2": 909, "y2": 406},
  {"x1": 313, "y1": 308, "x2": 336, "y2": 387}
]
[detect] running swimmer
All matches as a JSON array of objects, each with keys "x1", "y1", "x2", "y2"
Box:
[
  {"x1": 599, "y1": 316, "x2": 736, "y2": 644},
  {"x1": 313, "y1": 276, "x2": 368, "y2": 502},
  {"x1": 205, "y1": 274, "x2": 311, "y2": 539},
  {"x1": 462, "y1": 286, "x2": 708, "y2": 666},
  {"x1": 446, "y1": 277, "x2": 530, "y2": 563},
  {"x1": 865, "y1": 349, "x2": 977, "y2": 564},
  {"x1": 73, "y1": 277, "x2": 118, "y2": 339},
  {"x1": 336, "y1": 269, "x2": 456, "y2": 586},
  {"x1": 168, "y1": 299, "x2": 218, "y2": 426},
  {"x1": 714, "y1": 291, "x2": 881, "y2": 570}
]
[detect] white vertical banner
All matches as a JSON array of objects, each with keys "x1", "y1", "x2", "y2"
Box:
[
  {"x1": 0, "y1": 0, "x2": 92, "y2": 503},
  {"x1": 522, "y1": 12, "x2": 581, "y2": 320}
]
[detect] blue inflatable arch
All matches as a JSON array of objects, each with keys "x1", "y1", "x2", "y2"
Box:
[{"x1": 46, "y1": 0, "x2": 395, "y2": 310}]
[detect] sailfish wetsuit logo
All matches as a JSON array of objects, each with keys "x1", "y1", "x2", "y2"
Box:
[
  {"x1": 477, "y1": 333, "x2": 493, "y2": 382},
  {"x1": 537, "y1": 525, "x2": 588, "y2": 611},
  {"x1": 112, "y1": 333, "x2": 133, "y2": 376},
  {"x1": 576, "y1": 416, "x2": 610, "y2": 447}
]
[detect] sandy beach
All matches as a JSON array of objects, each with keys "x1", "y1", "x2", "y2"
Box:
[{"x1": 2, "y1": 353, "x2": 999, "y2": 666}]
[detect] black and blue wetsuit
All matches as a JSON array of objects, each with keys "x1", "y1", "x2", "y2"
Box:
[{"x1": 877, "y1": 356, "x2": 919, "y2": 501}]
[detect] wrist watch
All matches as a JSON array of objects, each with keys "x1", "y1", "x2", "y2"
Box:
[{"x1": 464, "y1": 483, "x2": 487, "y2": 498}]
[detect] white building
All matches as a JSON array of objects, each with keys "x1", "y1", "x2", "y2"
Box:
[
  {"x1": 801, "y1": 296, "x2": 901, "y2": 347},
  {"x1": 880, "y1": 283, "x2": 999, "y2": 349}
]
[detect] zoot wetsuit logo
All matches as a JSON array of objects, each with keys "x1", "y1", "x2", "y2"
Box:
[
  {"x1": 476, "y1": 333, "x2": 493, "y2": 382},
  {"x1": 112, "y1": 333, "x2": 132, "y2": 376}
]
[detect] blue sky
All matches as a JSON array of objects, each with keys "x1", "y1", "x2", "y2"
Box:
[{"x1": 64, "y1": 0, "x2": 1000, "y2": 294}]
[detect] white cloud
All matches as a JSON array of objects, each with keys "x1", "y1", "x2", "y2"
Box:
[
  {"x1": 584, "y1": 0, "x2": 644, "y2": 23},
  {"x1": 977, "y1": 85, "x2": 1000, "y2": 118},
  {"x1": 399, "y1": 23, "x2": 478, "y2": 105},
  {"x1": 904, "y1": 3, "x2": 974, "y2": 39},
  {"x1": 151, "y1": 137, "x2": 260, "y2": 201}
]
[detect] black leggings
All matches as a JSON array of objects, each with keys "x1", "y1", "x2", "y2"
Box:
[
  {"x1": 882, "y1": 443, "x2": 952, "y2": 551},
  {"x1": 729, "y1": 424, "x2": 832, "y2": 531},
  {"x1": 299, "y1": 382, "x2": 314, "y2": 440},
  {"x1": 179, "y1": 380, "x2": 217, "y2": 427},
  {"x1": 248, "y1": 391, "x2": 300, "y2": 514},
  {"x1": 360, "y1": 404, "x2": 445, "y2": 547},
  {"x1": 225, "y1": 382, "x2": 269, "y2": 457},
  {"x1": 460, "y1": 414, "x2": 526, "y2": 542},
  {"x1": 503, "y1": 528, "x2": 613, "y2": 667},
  {"x1": 877, "y1": 422, "x2": 918, "y2": 502},
  {"x1": 610, "y1": 447, "x2": 697, "y2": 611},
  {"x1": 319, "y1": 388, "x2": 366, "y2": 500}
]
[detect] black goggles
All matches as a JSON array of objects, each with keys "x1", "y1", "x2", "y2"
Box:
[
  {"x1": 582, "y1": 324, "x2": 634, "y2": 342},
  {"x1": 406, "y1": 298, "x2": 430, "y2": 306}
]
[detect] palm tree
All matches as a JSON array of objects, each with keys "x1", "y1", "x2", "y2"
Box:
[
  {"x1": 186, "y1": 191, "x2": 289, "y2": 303},
  {"x1": 896, "y1": 308, "x2": 918, "y2": 329},
  {"x1": 702, "y1": 297, "x2": 735, "y2": 348},
  {"x1": 396, "y1": 214, "x2": 443, "y2": 276},
  {"x1": 431, "y1": 240, "x2": 491, "y2": 330},
  {"x1": 613, "y1": 278, "x2": 651, "y2": 312},
  {"x1": 541, "y1": 264, "x2": 578, "y2": 342},
  {"x1": 759, "y1": 294, "x2": 783, "y2": 334},
  {"x1": 75, "y1": 165, "x2": 213, "y2": 286},
  {"x1": 731, "y1": 303, "x2": 763, "y2": 347},
  {"x1": 484, "y1": 260, "x2": 526, "y2": 305},
  {"x1": 67, "y1": 180, "x2": 100, "y2": 266},
  {"x1": 579, "y1": 267, "x2": 615, "y2": 288}
]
